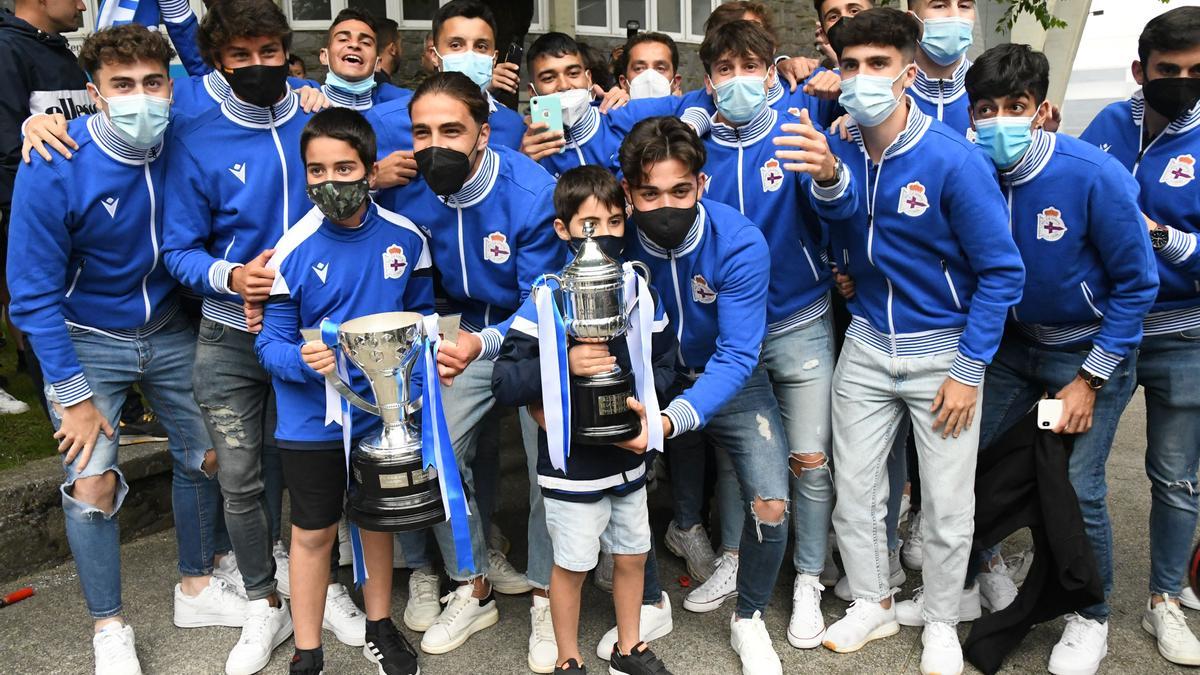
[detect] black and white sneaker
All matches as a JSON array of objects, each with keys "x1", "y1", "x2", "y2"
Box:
[
  {"x1": 363, "y1": 619, "x2": 420, "y2": 675},
  {"x1": 609, "y1": 642, "x2": 671, "y2": 675},
  {"x1": 288, "y1": 649, "x2": 323, "y2": 674},
  {"x1": 556, "y1": 658, "x2": 586, "y2": 673}
]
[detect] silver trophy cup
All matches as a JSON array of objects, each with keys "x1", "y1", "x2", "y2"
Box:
[{"x1": 318, "y1": 312, "x2": 445, "y2": 532}]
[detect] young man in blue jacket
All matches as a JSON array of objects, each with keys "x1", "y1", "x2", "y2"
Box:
[
  {"x1": 689, "y1": 18, "x2": 847, "y2": 653},
  {"x1": 907, "y1": 0, "x2": 976, "y2": 136},
  {"x1": 781, "y1": 10, "x2": 1024, "y2": 674},
  {"x1": 317, "y1": 8, "x2": 410, "y2": 111},
  {"x1": 1081, "y1": 6, "x2": 1200, "y2": 669},
  {"x1": 619, "y1": 115, "x2": 791, "y2": 675},
  {"x1": 966, "y1": 43, "x2": 1163, "y2": 674},
  {"x1": 161, "y1": 0, "x2": 316, "y2": 670},
  {"x1": 6, "y1": 25, "x2": 247, "y2": 675}
]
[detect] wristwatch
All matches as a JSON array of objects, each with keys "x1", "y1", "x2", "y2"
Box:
[
  {"x1": 1150, "y1": 224, "x2": 1169, "y2": 251},
  {"x1": 1077, "y1": 367, "x2": 1106, "y2": 391}
]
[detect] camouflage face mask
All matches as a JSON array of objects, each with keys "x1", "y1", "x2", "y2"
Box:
[{"x1": 307, "y1": 178, "x2": 370, "y2": 222}]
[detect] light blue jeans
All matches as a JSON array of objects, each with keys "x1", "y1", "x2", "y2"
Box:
[
  {"x1": 831, "y1": 339, "x2": 979, "y2": 624},
  {"x1": 761, "y1": 312, "x2": 836, "y2": 577},
  {"x1": 46, "y1": 314, "x2": 221, "y2": 618}
]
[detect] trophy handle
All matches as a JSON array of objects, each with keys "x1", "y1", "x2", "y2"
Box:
[
  {"x1": 322, "y1": 371, "x2": 381, "y2": 416},
  {"x1": 542, "y1": 272, "x2": 564, "y2": 289},
  {"x1": 629, "y1": 260, "x2": 652, "y2": 285}
]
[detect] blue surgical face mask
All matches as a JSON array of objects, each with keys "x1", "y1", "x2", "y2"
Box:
[
  {"x1": 919, "y1": 16, "x2": 974, "y2": 67},
  {"x1": 712, "y1": 75, "x2": 768, "y2": 125},
  {"x1": 838, "y1": 67, "x2": 909, "y2": 128},
  {"x1": 100, "y1": 92, "x2": 171, "y2": 148},
  {"x1": 974, "y1": 116, "x2": 1035, "y2": 168},
  {"x1": 438, "y1": 49, "x2": 494, "y2": 89},
  {"x1": 324, "y1": 69, "x2": 377, "y2": 95}
]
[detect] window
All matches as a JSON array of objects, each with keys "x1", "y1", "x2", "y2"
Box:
[
  {"x1": 575, "y1": 0, "x2": 717, "y2": 43},
  {"x1": 288, "y1": 0, "x2": 549, "y2": 31}
]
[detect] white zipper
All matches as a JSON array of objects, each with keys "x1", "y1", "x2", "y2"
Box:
[
  {"x1": 842, "y1": 248, "x2": 850, "y2": 270},
  {"x1": 669, "y1": 252, "x2": 687, "y2": 367},
  {"x1": 483, "y1": 304, "x2": 491, "y2": 327},
  {"x1": 223, "y1": 236, "x2": 237, "y2": 260},
  {"x1": 885, "y1": 278, "x2": 897, "y2": 357},
  {"x1": 1080, "y1": 281, "x2": 1104, "y2": 318},
  {"x1": 64, "y1": 262, "x2": 84, "y2": 298},
  {"x1": 941, "y1": 259, "x2": 962, "y2": 310},
  {"x1": 270, "y1": 125, "x2": 289, "y2": 232},
  {"x1": 1006, "y1": 186, "x2": 1014, "y2": 233},
  {"x1": 141, "y1": 164, "x2": 157, "y2": 323},
  {"x1": 736, "y1": 142, "x2": 745, "y2": 214},
  {"x1": 457, "y1": 206, "x2": 469, "y2": 297},
  {"x1": 801, "y1": 243, "x2": 820, "y2": 282}
]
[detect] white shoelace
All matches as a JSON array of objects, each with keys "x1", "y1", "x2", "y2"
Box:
[
  {"x1": 411, "y1": 572, "x2": 440, "y2": 605},
  {"x1": 95, "y1": 627, "x2": 137, "y2": 664},
  {"x1": 1061, "y1": 614, "x2": 1100, "y2": 648},
  {"x1": 675, "y1": 524, "x2": 715, "y2": 562},
  {"x1": 436, "y1": 587, "x2": 475, "y2": 626},
  {"x1": 531, "y1": 604, "x2": 555, "y2": 642},
  {"x1": 327, "y1": 585, "x2": 362, "y2": 618},
  {"x1": 488, "y1": 550, "x2": 519, "y2": 576},
  {"x1": 239, "y1": 606, "x2": 274, "y2": 645},
  {"x1": 1158, "y1": 599, "x2": 1191, "y2": 641},
  {"x1": 925, "y1": 622, "x2": 959, "y2": 648},
  {"x1": 210, "y1": 577, "x2": 246, "y2": 607}
]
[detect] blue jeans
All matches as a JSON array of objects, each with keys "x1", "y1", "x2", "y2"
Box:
[
  {"x1": 45, "y1": 314, "x2": 221, "y2": 618},
  {"x1": 978, "y1": 336, "x2": 1138, "y2": 621},
  {"x1": 670, "y1": 366, "x2": 791, "y2": 617},
  {"x1": 1139, "y1": 329, "x2": 1200, "y2": 597},
  {"x1": 761, "y1": 313, "x2": 836, "y2": 576},
  {"x1": 667, "y1": 421, "x2": 708, "y2": 532}
]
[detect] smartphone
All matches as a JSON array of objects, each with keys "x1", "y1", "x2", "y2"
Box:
[
  {"x1": 504, "y1": 42, "x2": 524, "y2": 66},
  {"x1": 1037, "y1": 398, "x2": 1063, "y2": 431},
  {"x1": 530, "y1": 94, "x2": 564, "y2": 136}
]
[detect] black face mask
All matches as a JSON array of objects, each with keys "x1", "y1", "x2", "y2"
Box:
[
  {"x1": 225, "y1": 64, "x2": 290, "y2": 108},
  {"x1": 1144, "y1": 77, "x2": 1200, "y2": 122},
  {"x1": 570, "y1": 234, "x2": 625, "y2": 260},
  {"x1": 307, "y1": 178, "x2": 370, "y2": 222},
  {"x1": 632, "y1": 205, "x2": 698, "y2": 251},
  {"x1": 415, "y1": 145, "x2": 475, "y2": 196}
]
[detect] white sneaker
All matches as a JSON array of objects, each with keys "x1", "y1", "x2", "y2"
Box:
[
  {"x1": 0, "y1": 386, "x2": 29, "y2": 415},
  {"x1": 213, "y1": 552, "x2": 246, "y2": 597},
  {"x1": 1048, "y1": 613, "x2": 1107, "y2": 675},
  {"x1": 323, "y1": 582, "x2": 366, "y2": 647},
  {"x1": 730, "y1": 611, "x2": 783, "y2": 675},
  {"x1": 489, "y1": 523, "x2": 511, "y2": 556},
  {"x1": 403, "y1": 567, "x2": 442, "y2": 632},
  {"x1": 788, "y1": 574, "x2": 825, "y2": 649},
  {"x1": 224, "y1": 597, "x2": 293, "y2": 675},
  {"x1": 820, "y1": 539, "x2": 840, "y2": 588},
  {"x1": 902, "y1": 511, "x2": 924, "y2": 570},
  {"x1": 822, "y1": 599, "x2": 899, "y2": 653},
  {"x1": 173, "y1": 576, "x2": 247, "y2": 628},
  {"x1": 338, "y1": 520, "x2": 352, "y2": 567},
  {"x1": 594, "y1": 549, "x2": 614, "y2": 593},
  {"x1": 1143, "y1": 595, "x2": 1200, "y2": 666},
  {"x1": 664, "y1": 521, "x2": 718, "y2": 582},
  {"x1": 834, "y1": 551, "x2": 905, "y2": 602},
  {"x1": 596, "y1": 592, "x2": 674, "y2": 660},
  {"x1": 1184, "y1": 587, "x2": 1200, "y2": 611},
  {"x1": 94, "y1": 623, "x2": 142, "y2": 675},
  {"x1": 683, "y1": 552, "x2": 738, "y2": 613},
  {"x1": 527, "y1": 594, "x2": 557, "y2": 673},
  {"x1": 487, "y1": 549, "x2": 533, "y2": 595},
  {"x1": 978, "y1": 565, "x2": 1019, "y2": 612},
  {"x1": 419, "y1": 584, "x2": 499, "y2": 654},
  {"x1": 272, "y1": 541, "x2": 290, "y2": 598},
  {"x1": 920, "y1": 621, "x2": 963, "y2": 675},
  {"x1": 896, "y1": 585, "x2": 982, "y2": 627}
]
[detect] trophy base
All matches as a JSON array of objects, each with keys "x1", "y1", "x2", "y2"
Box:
[
  {"x1": 572, "y1": 368, "x2": 640, "y2": 445},
  {"x1": 348, "y1": 439, "x2": 446, "y2": 533}
]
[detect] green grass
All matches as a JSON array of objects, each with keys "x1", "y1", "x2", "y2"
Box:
[{"x1": 0, "y1": 333, "x2": 57, "y2": 471}]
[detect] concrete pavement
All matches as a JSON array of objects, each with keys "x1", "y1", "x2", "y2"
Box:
[{"x1": 0, "y1": 391, "x2": 1193, "y2": 674}]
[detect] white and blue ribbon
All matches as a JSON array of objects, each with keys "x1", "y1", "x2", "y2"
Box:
[
  {"x1": 622, "y1": 264, "x2": 663, "y2": 453},
  {"x1": 96, "y1": 0, "x2": 141, "y2": 28},
  {"x1": 320, "y1": 319, "x2": 369, "y2": 586},
  {"x1": 418, "y1": 315, "x2": 476, "y2": 576},
  {"x1": 532, "y1": 276, "x2": 572, "y2": 472}
]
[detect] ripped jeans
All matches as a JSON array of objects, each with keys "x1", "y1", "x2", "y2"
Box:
[
  {"x1": 45, "y1": 313, "x2": 221, "y2": 618},
  {"x1": 668, "y1": 366, "x2": 790, "y2": 617},
  {"x1": 761, "y1": 311, "x2": 835, "y2": 577}
]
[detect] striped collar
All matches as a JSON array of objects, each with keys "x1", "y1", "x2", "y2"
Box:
[
  {"x1": 220, "y1": 90, "x2": 300, "y2": 129},
  {"x1": 711, "y1": 105, "x2": 777, "y2": 147},
  {"x1": 322, "y1": 83, "x2": 375, "y2": 111},
  {"x1": 767, "y1": 76, "x2": 784, "y2": 106},
  {"x1": 87, "y1": 112, "x2": 162, "y2": 166},
  {"x1": 911, "y1": 58, "x2": 970, "y2": 104},
  {"x1": 565, "y1": 105, "x2": 601, "y2": 147},
  {"x1": 443, "y1": 146, "x2": 499, "y2": 208},
  {"x1": 1001, "y1": 128, "x2": 1056, "y2": 186},
  {"x1": 636, "y1": 202, "x2": 707, "y2": 259},
  {"x1": 1131, "y1": 89, "x2": 1200, "y2": 136},
  {"x1": 846, "y1": 96, "x2": 933, "y2": 161},
  {"x1": 202, "y1": 70, "x2": 232, "y2": 104}
]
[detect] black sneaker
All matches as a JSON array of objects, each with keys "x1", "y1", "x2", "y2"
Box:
[
  {"x1": 556, "y1": 658, "x2": 586, "y2": 673},
  {"x1": 610, "y1": 642, "x2": 671, "y2": 675},
  {"x1": 363, "y1": 619, "x2": 420, "y2": 675},
  {"x1": 118, "y1": 409, "x2": 168, "y2": 446},
  {"x1": 289, "y1": 650, "x2": 324, "y2": 674}
]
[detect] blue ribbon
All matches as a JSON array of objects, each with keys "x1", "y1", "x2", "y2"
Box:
[
  {"x1": 320, "y1": 318, "x2": 369, "y2": 586},
  {"x1": 532, "y1": 276, "x2": 572, "y2": 472}
]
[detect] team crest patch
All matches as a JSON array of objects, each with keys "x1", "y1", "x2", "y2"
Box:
[
  {"x1": 383, "y1": 244, "x2": 407, "y2": 279},
  {"x1": 484, "y1": 232, "x2": 511, "y2": 264},
  {"x1": 898, "y1": 182, "x2": 930, "y2": 217},
  {"x1": 1037, "y1": 207, "x2": 1068, "y2": 242},
  {"x1": 1161, "y1": 154, "x2": 1197, "y2": 188},
  {"x1": 691, "y1": 275, "x2": 717, "y2": 304},
  {"x1": 760, "y1": 158, "x2": 784, "y2": 192}
]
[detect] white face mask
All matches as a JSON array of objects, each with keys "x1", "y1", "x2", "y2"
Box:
[
  {"x1": 558, "y1": 87, "x2": 593, "y2": 128},
  {"x1": 629, "y1": 69, "x2": 672, "y2": 99}
]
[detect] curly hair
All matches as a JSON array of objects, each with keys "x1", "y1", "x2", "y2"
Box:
[
  {"x1": 198, "y1": 0, "x2": 293, "y2": 68},
  {"x1": 78, "y1": 24, "x2": 176, "y2": 79},
  {"x1": 618, "y1": 116, "x2": 706, "y2": 187}
]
